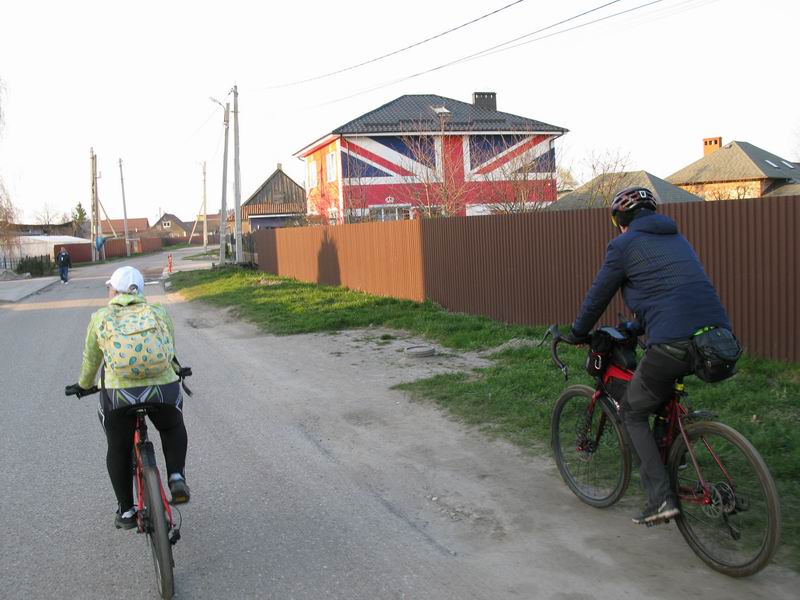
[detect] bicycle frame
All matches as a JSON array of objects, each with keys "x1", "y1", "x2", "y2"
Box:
[
  {"x1": 597, "y1": 351, "x2": 724, "y2": 513},
  {"x1": 133, "y1": 414, "x2": 174, "y2": 533}
]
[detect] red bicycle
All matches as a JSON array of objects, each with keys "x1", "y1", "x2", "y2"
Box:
[
  {"x1": 542, "y1": 324, "x2": 781, "y2": 577},
  {"x1": 66, "y1": 385, "x2": 182, "y2": 599}
]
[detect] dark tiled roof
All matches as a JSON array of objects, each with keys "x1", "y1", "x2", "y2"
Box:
[
  {"x1": 332, "y1": 94, "x2": 567, "y2": 135},
  {"x1": 667, "y1": 141, "x2": 798, "y2": 184},
  {"x1": 549, "y1": 171, "x2": 702, "y2": 211},
  {"x1": 762, "y1": 181, "x2": 800, "y2": 197}
]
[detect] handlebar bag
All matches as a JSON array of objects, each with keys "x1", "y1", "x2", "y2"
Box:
[{"x1": 690, "y1": 327, "x2": 742, "y2": 383}]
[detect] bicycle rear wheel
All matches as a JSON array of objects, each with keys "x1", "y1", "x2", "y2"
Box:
[
  {"x1": 668, "y1": 420, "x2": 781, "y2": 577},
  {"x1": 142, "y1": 465, "x2": 175, "y2": 599},
  {"x1": 551, "y1": 385, "x2": 631, "y2": 507}
]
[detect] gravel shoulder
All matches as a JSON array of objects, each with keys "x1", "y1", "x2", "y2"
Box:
[{"x1": 166, "y1": 294, "x2": 800, "y2": 599}]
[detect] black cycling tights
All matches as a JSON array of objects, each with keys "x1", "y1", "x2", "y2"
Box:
[{"x1": 102, "y1": 402, "x2": 188, "y2": 511}]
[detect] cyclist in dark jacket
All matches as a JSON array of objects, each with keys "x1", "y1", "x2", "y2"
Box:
[{"x1": 568, "y1": 187, "x2": 732, "y2": 525}]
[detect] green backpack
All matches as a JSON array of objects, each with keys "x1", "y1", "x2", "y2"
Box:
[{"x1": 98, "y1": 302, "x2": 174, "y2": 380}]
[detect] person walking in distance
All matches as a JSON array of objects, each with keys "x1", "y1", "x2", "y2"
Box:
[
  {"x1": 56, "y1": 247, "x2": 71, "y2": 283},
  {"x1": 74, "y1": 266, "x2": 191, "y2": 528}
]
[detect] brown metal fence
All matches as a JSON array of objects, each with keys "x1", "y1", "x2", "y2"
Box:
[{"x1": 254, "y1": 196, "x2": 799, "y2": 362}]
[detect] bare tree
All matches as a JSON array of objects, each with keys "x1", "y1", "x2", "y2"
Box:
[
  {"x1": 0, "y1": 80, "x2": 23, "y2": 259},
  {"x1": 557, "y1": 165, "x2": 579, "y2": 195},
  {"x1": 35, "y1": 203, "x2": 60, "y2": 226},
  {"x1": 341, "y1": 147, "x2": 373, "y2": 224},
  {"x1": 578, "y1": 149, "x2": 632, "y2": 208},
  {"x1": 397, "y1": 129, "x2": 472, "y2": 218},
  {"x1": 701, "y1": 183, "x2": 757, "y2": 201},
  {"x1": 1, "y1": 181, "x2": 20, "y2": 260},
  {"x1": 470, "y1": 131, "x2": 561, "y2": 215}
]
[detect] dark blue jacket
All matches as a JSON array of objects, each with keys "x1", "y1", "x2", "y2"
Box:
[{"x1": 572, "y1": 210, "x2": 731, "y2": 345}]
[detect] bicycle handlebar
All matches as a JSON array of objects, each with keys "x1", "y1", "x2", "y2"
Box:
[
  {"x1": 537, "y1": 325, "x2": 578, "y2": 381},
  {"x1": 65, "y1": 384, "x2": 99, "y2": 397},
  {"x1": 65, "y1": 366, "x2": 192, "y2": 398}
]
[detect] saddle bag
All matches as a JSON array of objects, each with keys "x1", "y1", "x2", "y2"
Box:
[{"x1": 690, "y1": 327, "x2": 742, "y2": 383}]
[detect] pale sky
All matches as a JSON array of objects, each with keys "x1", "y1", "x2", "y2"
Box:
[{"x1": 1, "y1": 0, "x2": 798, "y2": 224}]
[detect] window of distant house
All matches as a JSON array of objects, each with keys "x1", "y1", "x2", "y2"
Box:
[
  {"x1": 781, "y1": 161, "x2": 795, "y2": 169},
  {"x1": 369, "y1": 205, "x2": 411, "y2": 222},
  {"x1": 309, "y1": 160, "x2": 318, "y2": 188},
  {"x1": 326, "y1": 152, "x2": 337, "y2": 182},
  {"x1": 327, "y1": 207, "x2": 339, "y2": 225},
  {"x1": 163, "y1": 221, "x2": 171, "y2": 228},
  {"x1": 764, "y1": 159, "x2": 779, "y2": 168}
]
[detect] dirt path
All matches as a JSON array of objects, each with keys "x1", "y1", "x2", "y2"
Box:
[{"x1": 168, "y1": 296, "x2": 799, "y2": 599}]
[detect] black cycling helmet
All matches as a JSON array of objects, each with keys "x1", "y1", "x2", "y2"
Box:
[{"x1": 610, "y1": 186, "x2": 657, "y2": 228}]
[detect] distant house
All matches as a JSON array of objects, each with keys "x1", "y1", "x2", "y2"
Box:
[
  {"x1": 6, "y1": 221, "x2": 80, "y2": 237},
  {"x1": 150, "y1": 213, "x2": 191, "y2": 238},
  {"x1": 667, "y1": 138, "x2": 800, "y2": 200},
  {"x1": 294, "y1": 92, "x2": 567, "y2": 222},
  {"x1": 550, "y1": 171, "x2": 702, "y2": 211},
  {"x1": 100, "y1": 218, "x2": 150, "y2": 237},
  {"x1": 239, "y1": 164, "x2": 306, "y2": 232}
]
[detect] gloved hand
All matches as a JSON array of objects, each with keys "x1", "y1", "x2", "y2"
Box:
[
  {"x1": 563, "y1": 329, "x2": 590, "y2": 346},
  {"x1": 65, "y1": 384, "x2": 94, "y2": 397}
]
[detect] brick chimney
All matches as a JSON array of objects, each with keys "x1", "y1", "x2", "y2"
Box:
[
  {"x1": 472, "y1": 92, "x2": 497, "y2": 111},
  {"x1": 703, "y1": 137, "x2": 722, "y2": 156},
  {"x1": 277, "y1": 162, "x2": 283, "y2": 171}
]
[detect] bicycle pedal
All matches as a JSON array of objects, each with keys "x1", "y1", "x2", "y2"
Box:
[{"x1": 169, "y1": 529, "x2": 181, "y2": 545}]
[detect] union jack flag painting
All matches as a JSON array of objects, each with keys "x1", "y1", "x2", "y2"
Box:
[{"x1": 295, "y1": 94, "x2": 566, "y2": 221}]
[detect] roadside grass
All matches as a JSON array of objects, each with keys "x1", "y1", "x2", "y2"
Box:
[
  {"x1": 170, "y1": 268, "x2": 538, "y2": 349},
  {"x1": 170, "y1": 267, "x2": 800, "y2": 568},
  {"x1": 182, "y1": 249, "x2": 218, "y2": 261}
]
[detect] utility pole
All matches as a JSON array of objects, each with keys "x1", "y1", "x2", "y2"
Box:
[
  {"x1": 232, "y1": 84, "x2": 243, "y2": 263},
  {"x1": 202, "y1": 161, "x2": 208, "y2": 252},
  {"x1": 218, "y1": 102, "x2": 230, "y2": 266},
  {"x1": 90, "y1": 148, "x2": 98, "y2": 262},
  {"x1": 118, "y1": 158, "x2": 131, "y2": 256}
]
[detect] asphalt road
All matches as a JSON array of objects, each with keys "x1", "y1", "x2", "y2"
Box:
[{"x1": 1, "y1": 248, "x2": 798, "y2": 600}]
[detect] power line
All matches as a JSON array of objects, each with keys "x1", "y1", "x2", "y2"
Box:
[
  {"x1": 313, "y1": 0, "x2": 671, "y2": 107},
  {"x1": 249, "y1": 0, "x2": 529, "y2": 91}
]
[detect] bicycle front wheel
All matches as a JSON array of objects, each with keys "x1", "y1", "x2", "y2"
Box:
[
  {"x1": 668, "y1": 420, "x2": 781, "y2": 577},
  {"x1": 551, "y1": 385, "x2": 631, "y2": 507},
  {"x1": 142, "y1": 466, "x2": 175, "y2": 599}
]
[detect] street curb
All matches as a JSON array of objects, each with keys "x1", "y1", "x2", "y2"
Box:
[{"x1": 0, "y1": 278, "x2": 60, "y2": 304}]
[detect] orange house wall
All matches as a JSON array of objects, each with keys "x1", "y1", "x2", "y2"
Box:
[{"x1": 306, "y1": 140, "x2": 340, "y2": 219}]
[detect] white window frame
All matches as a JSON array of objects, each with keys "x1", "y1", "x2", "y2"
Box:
[
  {"x1": 326, "y1": 152, "x2": 337, "y2": 183},
  {"x1": 368, "y1": 204, "x2": 411, "y2": 222},
  {"x1": 308, "y1": 160, "x2": 318, "y2": 188},
  {"x1": 163, "y1": 221, "x2": 171, "y2": 228},
  {"x1": 327, "y1": 207, "x2": 339, "y2": 225}
]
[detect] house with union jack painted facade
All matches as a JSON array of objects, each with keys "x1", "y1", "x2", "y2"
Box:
[{"x1": 294, "y1": 92, "x2": 567, "y2": 223}]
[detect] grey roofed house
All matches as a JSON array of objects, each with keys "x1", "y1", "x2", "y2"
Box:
[
  {"x1": 667, "y1": 141, "x2": 798, "y2": 185},
  {"x1": 330, "y1": 94, "x2": 568, "y2": 135},
  {"x1": 549, "y1": 170, "x2": 703, "y2": 211}
]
